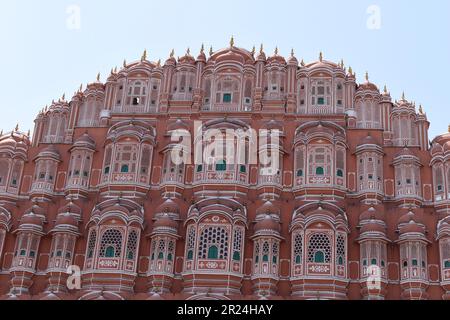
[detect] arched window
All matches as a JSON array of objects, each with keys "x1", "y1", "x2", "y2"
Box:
[
  {"x1": 233, "y1": 251, "x2": 240, "y2": 261},
  {"x1": 99, "y1": 229, "x2": 122, "y2": 258},
  {"x1": 434, "y1": 164, "x2": 445, "y2": 200},
  {"x1": 198, "y1": 226, "x2": 229, "y2": 260},
  {"x1": 308, "y1": 146, "x2": 332, "y2": 181},
  {"x1": 232, "y1": 228, "x2": 243, "y2": 262},
  {"x1": 172, "y1": 71, "x2": 195, "y2": 101},
  {"x1": 293, "y1": 233, "x2": 303, "y2": 265},
  {"x1": 126, "y1": 230, "x2": 139, "y2": 261},
  {"x1": 215, "y1": 77, "x2": 240, "y2": 106},
  {"x1": 336, "y1": 234, "x2": 346, "y2": 266},
  {"x1": 0, "y1": 160, "x2": 10, "y2": 186},
  {"x1": 105, "y1": 246, "x2": 115, "y2": 258},
  {"x1": 208, "y1": 245, "x2": 219, "y2": 259},
  {"x1": 186, "y1": 226, "x2": 196, "y2": 261},
  {"x1": 121, "y1": 164, "x2": 129, "y2": 173},
  {"x1": 86, "y1": 230, "x2": 97, "y2": 259},
  {"x1": 314, "y1": 251, "x2": 325, "y2": 263},
  {"x1": 126, "y1": 81, "x2": 147, "y2": 106},
  {"x1": 308, "y1": 233, "x2": 331, "y2": 263},
  {"x1": 310, "y1": 79, "x2": 332, "y2": 110},
  {"x1": 445, "y1": 260, "x2": 450, "y2": 268}
]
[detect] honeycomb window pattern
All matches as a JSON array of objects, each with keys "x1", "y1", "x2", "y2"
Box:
[
  {"x1": 198, "y1": 226, "x2": 229, "y2": 260},
  {"x1": 87, "y1": 229, "x2": 97, "y2": 258},
  {"x1": 336, "y1": 234, "x2": 346, "y2": 264},
  {"x1": 307, "y1": 233, "x2": 331, "y2": 263},
  {"x1": 99, "y1": 229, "x2": 123, "y2": 258},
  {"x1": 294, "y1": 233, "x2": 303, "y2": 264},
  {"x1": 126, "y1": 230, "x2": 139, "y2": 260}
]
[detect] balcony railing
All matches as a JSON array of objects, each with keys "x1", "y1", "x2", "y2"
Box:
[
  {"x1": 30, "y1": 181, "x2": 54, "y2": 193},
  {"x1": 161, "y1": 172, "x2": 184, "y2": 185},
  {"x1": 41, "y1": 136, "x2": 64, "y2": 144},
  {"x1": 258, "y1": 174, "x2": 282, "y2": 186},
  {"x1": 112, "y1": 105, "x2": 157, "y2": 114}
]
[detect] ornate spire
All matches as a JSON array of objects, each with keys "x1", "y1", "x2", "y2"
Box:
[
  {"x1": 96, "y1": 73, "x2": 100, "y2": 82},
  {"x1": 157, "y1": 59, "x2": 161, "y2": 67},
  {"x1": 209, "y1": 46, "x2": 213, "y2": 56},
  {"x1": 170, "y1": 49, "x2": 175, "y2": 58},
  {"x1": 348, "y1": 66, "x2": 353, "y2": 75},
  {"x1": 402, "y1": 91, "x2": 406, "y2": 100},
  {"x1": 291, "y1": 48, "x2": 295, "y2": 57},
  {"x1": 274, "y1": 46, "x2": 279, "y2": 55},
  {"x1": 340, "y1": 59, "x2": 344, "y2": 68},
  {"x1": 384, "y1": 85, "x2": 388, "y2": 94},
  {"x1": 365, "y1": 71, "x2": 369, "y2": 82},
  {"x1": 319, "y1": 51, "x2": 323, "y2": 62},
  {"x1": 230, "y1": 35, "x2": 235, "y2": 47},
  {"x1": 27, "y1": 129, "x2": 30, "y2": 137},
  {"x1": 141, "y1": 49, "x2": 147, "y2": 62},
  {"x1": 62, "y1": 93, "x2": 65, "y2": 101},
  {"x1": 114, "y1": 66, "x2": 118, "y2": 73},
  {"x1": 419, "y1": 104, "x2": 424, "y2": 115},
  {"x1": 200, "y1": 43, "x2": 204, "y2": 54},
  {"x1": 79, "y1": 84, "x2": 83, "y2": 92},
  {"x1": 300, "y1": 58, "x2": 305, "y2": 66},
  {"x1": 251, "y1": 45, "x2": 256, "y2": 56},
  {"x1": 123, "y1": 59, "x2": 127, "y2": 68},
  {"x1": 15, "y1": 123, "x2": 19, "y2": 132},
  {"x1": 260, "y1": 43, "x2": 264, "y2": 54},
  {"x1": 186, "y1": 47, "x2": 191, "y2": 56}
]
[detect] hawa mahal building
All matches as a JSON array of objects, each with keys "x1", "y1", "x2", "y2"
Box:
[{"x1": 1, "y1": 40, "x2": 450, "y2": 300}]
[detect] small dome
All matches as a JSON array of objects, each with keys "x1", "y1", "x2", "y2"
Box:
[
  {"x1": 178, "y1": 54, "x2": 195, "y2": 65},
  {"x1": 55, "y1": 213, "x2": 78, "y2": 227},
  {"x1": 394, "y1": 147, "x2": 416, "y2": 159},
  {"x1": 358, "y1": 81, "x2": 379, "y2": 92},
  {"x1": 287, "y1": 51, "x2": 298, "y2": 65},
  {"x1": 153, "y1": 214, "x2": 178, "y2": 230},
  {"x1": 398, "y1": 210, "x2": 416, "y2": 225},
  {"x1": 73, "y1": 133, "x2": 96, "y2": 150},
  {"x1": 431, "y1": 143, "x2": 443, "y2": 156},
  {"x1": 0, "y1": 137, "x2": 16, "y2": 147},
  {"x1": 254, "y1": 215, "x2": 280, "y2": 233},
  {"x1": 256, "y1": 201, "x2": 280, "y2": 216},
  {"x1": 58, "y1": 201, "x2": 82, "y2": 216},
  {"x1": 358, "y1": 134, "x2": 379, "y2": 146},
  {"x1": 267, "y1": 51, "x2": 286, "y2": 65},
  {"x1": 197, "y1": 49, "x2": 207, "y2": 62},
  {"x1": 156, "y1": 199, "x2": 180, "y2": 215},
  {"x1": 216, "y1": 50, "x2": 245, "y2": 64},
  {"x1": 399, "y1": 220, "x2": 426, "y2": 235},
  {"x1": 360, "y1": 223, "x2": 386, "y2": 234},
  {"x1": 360, "y1": 207, "x2": 384, "y2": 222},
  {"x1": 443, "y1": 141, "x2": 450, "y2": 153},
  {"x1": 24, "y1": 204, "x2": 46, "y2": 216},
  {"x1": 20, "y1": 212, "x2": 43, "y2": 227},
  {"x1": 37, "y1": 145, "x2": 61, "y2": 160}
]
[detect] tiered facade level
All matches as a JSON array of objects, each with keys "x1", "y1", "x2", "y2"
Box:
[{"x1": 1, "y1": 42, "x2": 450, "y2": 300}]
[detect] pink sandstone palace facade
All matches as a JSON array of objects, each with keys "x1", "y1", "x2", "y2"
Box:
[{"x1": 1, "y1": 41, "x2": 450, "y2": 300}]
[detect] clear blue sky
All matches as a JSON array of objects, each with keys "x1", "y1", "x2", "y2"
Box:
[{"x1": 1, "y1": 0, "x2": 449, "y2": 139}]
